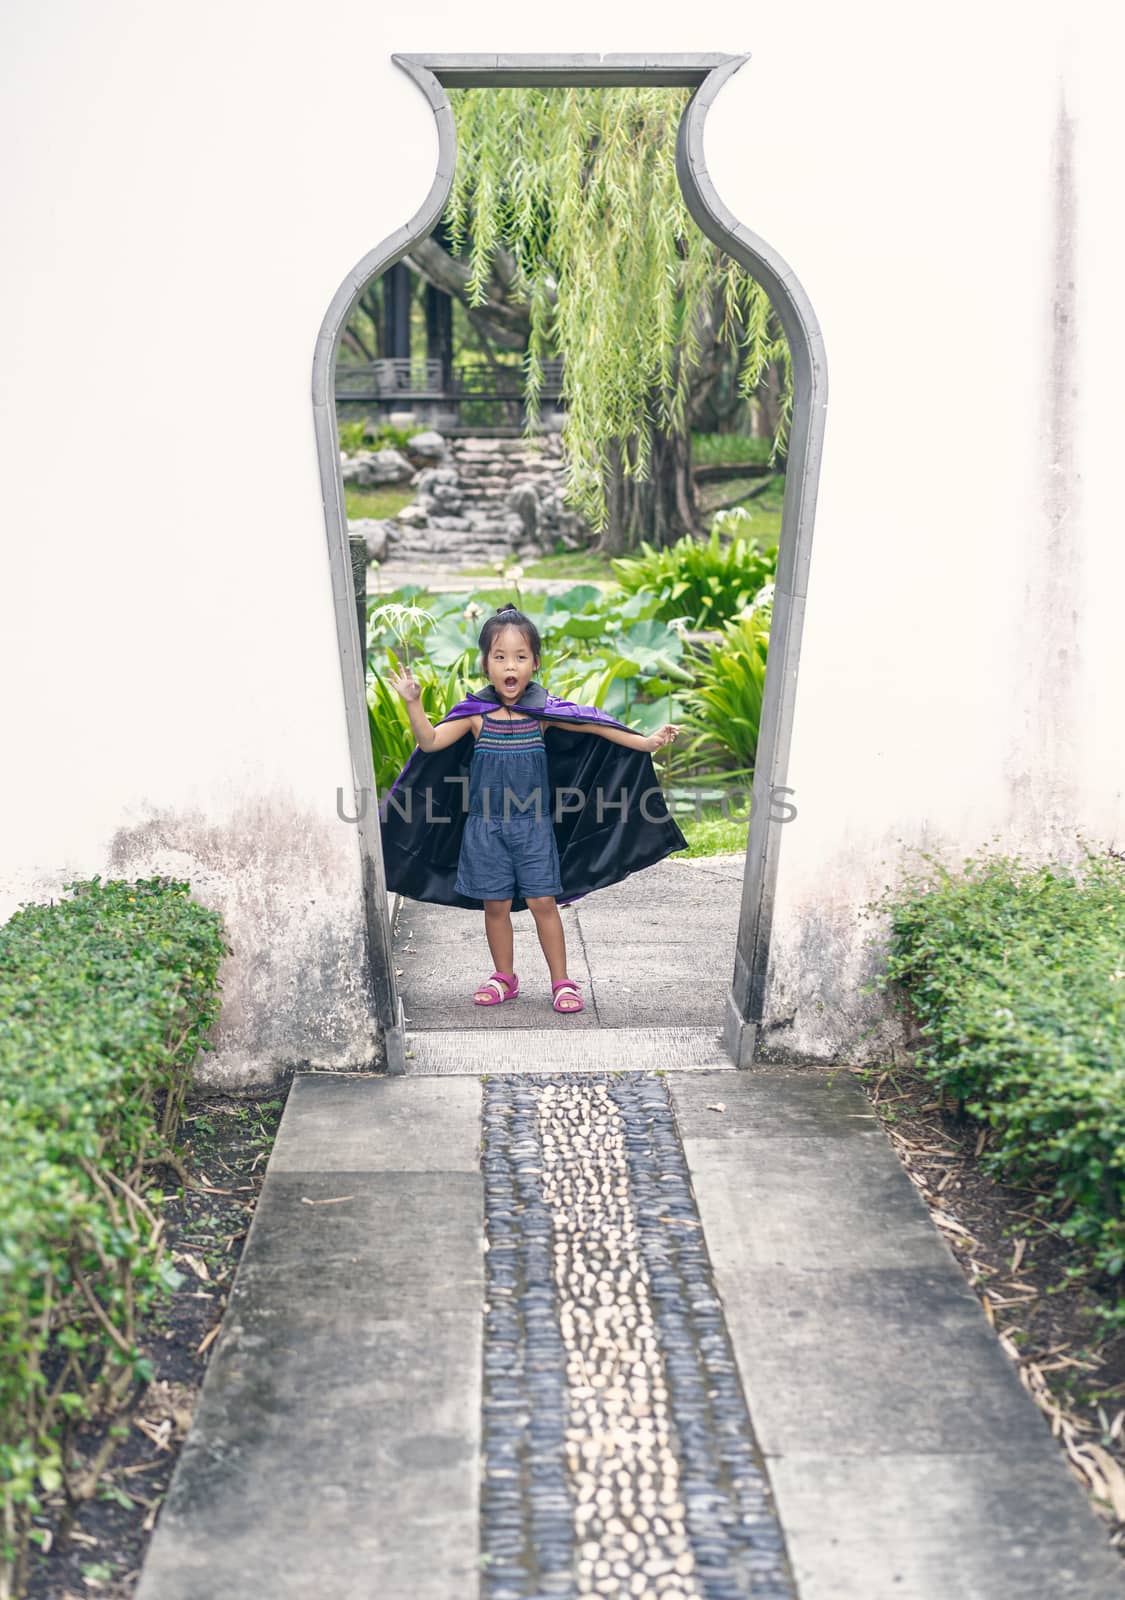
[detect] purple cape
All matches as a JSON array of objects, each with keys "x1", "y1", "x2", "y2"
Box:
[{"x1": 378, "y1": 680, "x2": 688, "y2": 913}]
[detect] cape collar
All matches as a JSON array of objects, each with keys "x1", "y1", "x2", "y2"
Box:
[{"x1": 475, "y1": 680, "x2": 548, "y2": 711}]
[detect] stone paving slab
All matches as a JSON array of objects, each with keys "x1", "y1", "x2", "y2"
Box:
[
  {"x1": 400, "y1": 972, "x2": 731, "y2": 1032},
  {"x1": 672, "y1": 1071, "x2": 1125, "y2": 1598},
  {"x1": 677, "y1": 1138, "x2": 944, "y2": 1271},
  {"x1": 585, "y1": 980, "x2": 732, "y2": 1029},
  {"x1": 770, "y1": 1451, "x2": 1122, "y2": 1600},
  {"x1": 267, "y1": 1075, "x2": 482, "y2": 1171},
  {"x1": 232, "y1": 1171, "x2": 482, "y2": 1307},
  {"x1": 578, "y1": 946, "x2": 735, "y2": 982},
  {"x1": 673, "y1": 1072, "x2": 878, "y2": 1140},
  {"x1": 132, "y1": 1309, "x2": 479, "y2": 1600},
  {"x1": 727, "y1": 1263, "x2": 1051, "y2": 1455}
]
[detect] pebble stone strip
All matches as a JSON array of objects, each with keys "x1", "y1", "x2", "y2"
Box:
[{"x1": 480, "y1": 1074, "x2": 795, "y2": 1600}]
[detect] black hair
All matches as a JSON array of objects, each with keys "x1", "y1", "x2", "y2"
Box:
[{"x1": 477, "y1": 601, "x2": 542, "y2": 675}]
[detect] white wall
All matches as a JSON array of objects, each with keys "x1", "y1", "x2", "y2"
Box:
[
  {"x1": 1, "y1": 0, "x2": 1119, "y2": 1076},
  {"x1": 718, "y1": 5, "x2": 1125, "y2": 1057}
]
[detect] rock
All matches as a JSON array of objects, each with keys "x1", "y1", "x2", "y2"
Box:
[
  {"x1": 405, "y1": 429, "x2": 447, "y2": 460},
  {"x1": 414, "y1": 465, "x2": 459, "y2": 495},
  {"x1": 427, "y1": 483, "x2": 464, "y2": 513},
  {"x1": 340, "y1": 448, "x2": 415, "y2": 487},
  {"x1": 367, "y1": 448, "x2": 415, "y2": 484},
  {"x1": 507, "y1": 483, "x2": 540, "y2": 538},
  {"x1": 348, "y1": 518, "x2": 390, "y2": 562},
  {"x1": 394, "y1": 503, "x2": 429, "y2": 528}
]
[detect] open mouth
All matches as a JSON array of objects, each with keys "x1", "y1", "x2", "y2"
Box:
[{"x1": 503, "y1": 677, "x2": 518, "y2": 690}]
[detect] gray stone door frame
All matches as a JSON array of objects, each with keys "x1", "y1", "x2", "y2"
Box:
[{"x1": 312, "y1": 53, "x2": 827, "y2": 1073}]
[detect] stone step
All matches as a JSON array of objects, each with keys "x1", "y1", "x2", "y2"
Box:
[{"x1": 402, "y1": 1025, "x2": 736, "y2": 1075}]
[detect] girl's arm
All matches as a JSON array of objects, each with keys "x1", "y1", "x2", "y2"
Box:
[
  {"x1": 546, "y1": 717, "x2": 678, "y2": 753},
  {"x1": 387, "y1": 653, "x2": 477, "y2": 751},
  {"x1": 413, "y1": 712, "x2": 475, "y2": 752}
]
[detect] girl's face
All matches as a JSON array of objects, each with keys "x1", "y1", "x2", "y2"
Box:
[{"x1": 485, "y1": 625, "x2": 537, "y2": 705}]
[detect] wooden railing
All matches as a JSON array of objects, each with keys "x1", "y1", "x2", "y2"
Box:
[{"x1": 335, "y1": 357, "x2": 565, "y2": 401}]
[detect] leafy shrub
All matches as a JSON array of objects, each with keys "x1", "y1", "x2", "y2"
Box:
[
  {"x1": 0, "y1": 876, "x2": 229, "y2": 1593},
  {"x1": 367, "y1": 422, "x2": 424, "y2": 453},
  {"x1": 676, "y1": 612, "x2": 771, "y2": 776},
  {"x1": 337, "y1": 419, "x2": 369, "y2": 452},
  {"x1": 868, "y1": 845, "x2": 1125, "y2": 1321},
  {"x1": 337, "y1": 419, "x2": 424, "y2": 455},
  {"x1": 609, "y1": 522, "x2": 777, "y2": 631}
]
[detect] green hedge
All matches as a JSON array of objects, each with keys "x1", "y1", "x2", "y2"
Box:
[
  {"x1": 868, "y1": 845, "x2": 1125, "y2": 1317},
  {"x1": 0, "y1": 875, "x2": 229, "y2": 1595}
]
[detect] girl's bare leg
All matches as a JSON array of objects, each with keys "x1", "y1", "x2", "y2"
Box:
[
  {"x1": 525, "y1": 896, "x2": 581, "y2": 1009},
  {"x1": 482, "y1": 898, "x2": 515, "y2": 979}
]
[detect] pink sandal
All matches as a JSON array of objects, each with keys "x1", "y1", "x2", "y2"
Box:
[
  {"x1": 552, "y1": 978, "x2": 584, "y2": 1014},
  {"x1": 473, "y1": 970, "x2": 519, "y2": 1006}
]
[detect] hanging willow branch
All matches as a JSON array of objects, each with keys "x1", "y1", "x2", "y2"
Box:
[{"x1": 445, "y1": 86, "x2": 793, "y2": 533}]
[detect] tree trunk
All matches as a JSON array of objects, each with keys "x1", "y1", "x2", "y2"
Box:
[
  {"x1": 758, "y1": 359, "x2": 783, "y2": 439},
  {"x1": 597, "y1": 424, "x2": 700, "y2": 555}
]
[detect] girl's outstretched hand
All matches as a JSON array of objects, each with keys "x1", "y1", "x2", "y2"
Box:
[
  {"x1": 644, "y1": 724, "x2": 680, "y2": 753},
  {"x1": 386, "y1": 651, "x2": 422, "y2": 704}
]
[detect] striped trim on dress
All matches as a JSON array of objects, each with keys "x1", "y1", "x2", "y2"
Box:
[{"x1": 476, "y1": 712, "x2": 546, "y2": 752}]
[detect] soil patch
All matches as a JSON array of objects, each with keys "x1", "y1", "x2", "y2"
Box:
[
  {"x1": 24, "y1": 1084, "x2": 291, "y2": 1599},
  {"x1": 851, "y1": 1059, "x2": 1125, "y2": 1558}
]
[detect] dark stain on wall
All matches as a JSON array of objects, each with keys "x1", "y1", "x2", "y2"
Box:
[{"x1": 108, "y1": 796, "x2": 381, "y2": 1087}]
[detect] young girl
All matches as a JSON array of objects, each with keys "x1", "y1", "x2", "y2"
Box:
[{"x1": 387, "y1": 603, "x2": 680, "y2": 1016}]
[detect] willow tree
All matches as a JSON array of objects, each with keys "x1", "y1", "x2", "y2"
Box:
[{"x1": 440, "y1": 86, "x2": 792, "y2": 553}]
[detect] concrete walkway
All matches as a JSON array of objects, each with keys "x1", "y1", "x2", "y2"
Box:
[
  {"x1": 397, "y1": 854, "x2": 746, "y2": 1074},
  {"x1": 135, "y1": 861, "x2": 1125, "y2": 1600}
]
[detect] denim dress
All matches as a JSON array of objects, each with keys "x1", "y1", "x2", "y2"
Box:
[{"x1": 453, "y1": 710, "x2": 564, "y2": 900}]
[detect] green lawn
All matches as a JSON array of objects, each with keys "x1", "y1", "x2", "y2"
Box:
[
  {"x1": 345, "y1": 486, "x2": 416, "y2": 521},
  {"x1": 699, "y1": 474, "x2": 785, "y2": 545},
  {"x1": 674, "y1": 802, "x2": 751, "y2": 857},
  {"x1": 692, "y1": 432, "x2": 777, "y2": 467},
  {"x1": 454, "y1": 548, "x2": 617, "y2": 582}
]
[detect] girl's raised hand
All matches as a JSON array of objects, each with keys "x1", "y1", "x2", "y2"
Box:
[
  {"x1": 645, "y1": 724, "x2": 680, "y2": 752},
  {"x1": 386, "y1": 651, "x2": 422, "y2": 704}
]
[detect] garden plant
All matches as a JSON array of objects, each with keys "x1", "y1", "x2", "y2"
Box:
[
  {"x1": 867, "y1": 843, "x2": 1125, "y2": 1328},
  {"x1": 0, "y1": 877, "x2": 229, "y2": 1598}
]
